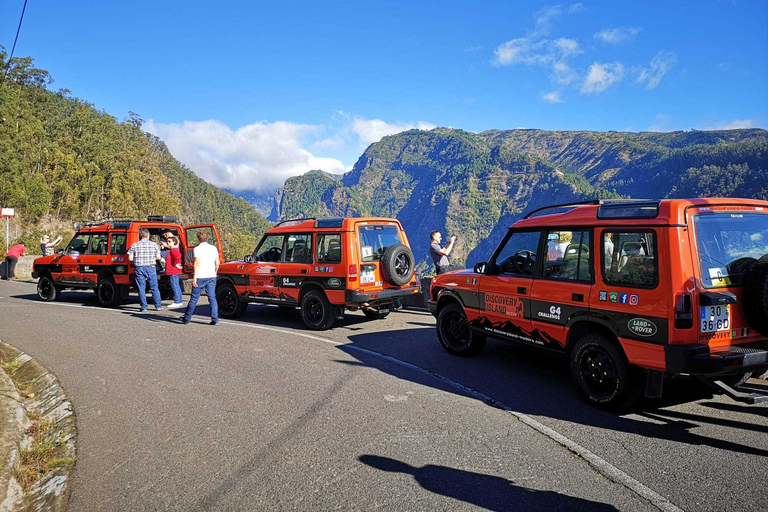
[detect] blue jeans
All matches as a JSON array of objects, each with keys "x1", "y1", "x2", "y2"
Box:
[
  {"x1": 169, "y1": 274, "x2": 183, "y2": 304},
  {"x1": 184, "y1": 277, "x2": 218, "y2": 323},
  {"x1": 134, "y1": 266, "x2": 161, "y2": 310}
]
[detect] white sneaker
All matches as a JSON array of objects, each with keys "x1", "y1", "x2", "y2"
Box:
[{"x1": 168, "y1": 303, "x2": 184, "y2": 309}]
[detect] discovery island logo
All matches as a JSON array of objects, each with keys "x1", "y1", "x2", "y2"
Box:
[{"x1": 627, "y1": 318, "x2": 657, "y2": 337}]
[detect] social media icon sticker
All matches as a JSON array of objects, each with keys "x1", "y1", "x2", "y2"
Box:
[
  {"x1": 609, "y1": 292, "x2": 618, "y2": 303},
  {"x1": 629, "y1": 294, "x2": 639, "y2": 306},
  {"x1": 599, "y1": 291, "x2": 607, "y2": 301},
  {"x1": 619, "y1": 293, "x2": 629, "y2": 304}
]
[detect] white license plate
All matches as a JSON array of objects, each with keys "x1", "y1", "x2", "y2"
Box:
[
  {"x1": 700, "y1": 305, "x2": 730, "y2": 333},
  {"x1": 360, "y1": 271, "x2": 375, "y2": 284}
]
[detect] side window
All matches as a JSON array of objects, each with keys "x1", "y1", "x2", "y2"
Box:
[
  {"x1": 87, "y1": 234, "x2": 109, "y2": 255},
  {"x1": 285, "y1": 234, "x2": 312, "y2": 264},
  {"x1": 110, "y1": 234, "x2": 127, "y2": 255},
  {"x1": 253, "y1": 235, "x2": 284, "y2": 262},
  {"x1": 543, "y1": 230, "x2": 591, "y2": 281},
  {"x1": 603, "y1": 231, "x2": 657, "y2": 287},
  {"x1": 66, "y1": 234, "x2": 90, "y2": 255},
  {"x1": 186, "y1": 227, "x2": 218, "y2": 248},
  {"x1": 493, "y1": 231, "x2": 541, "y2": 276},
  {"x1": 317, "y1": 234, "x2": 342, "y2": 264}
]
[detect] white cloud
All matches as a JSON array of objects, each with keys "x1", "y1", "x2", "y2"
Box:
[
  {"x1": 594, "y1": 26, "x2": 642, "y2": 44},
  {"x1": 144, "y1": 119, "x2": 346, "y2": 193},
  {"x1": 568, "y1": 3, "x2": 585, "y2": 13},
  {"x1": 552, "y1": 61, "x2": 578, "y2": 84},
  {"x1": 705, "y1": 119, "x2": 755, "y2": 130},
  {"x1": 581, "y1": 62, "x2": 624, "y2": 93},
  {"x1": 636, "y1": 51, "x2": 677, "y2": 89},
  {"x1": 542, "y1": 91, "x2": 563, "y2": 103},
  {"x1": 532, "y1": 5, "x2": 563, "y2": 37},
  {"x1": 351, "y1": 118, "x2": 436, "y2": 148}
]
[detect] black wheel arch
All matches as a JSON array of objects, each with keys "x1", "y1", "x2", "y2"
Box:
[
  {"x1": 300, "y1": 282, "x2": 325, "y2": 302},
  {"x1": 566, "y1": 319, "x2": 626, "y2": 361},
  {"x1": 435, "y1": 289, "x2": 465, "y2": 314},
  {"x1": 216, "y1": 276, "x2": 238, "y2": 290}
]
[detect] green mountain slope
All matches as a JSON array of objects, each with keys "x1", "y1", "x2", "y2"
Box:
[
  {"x1": 0, "y1": 51, "x2": 270, "y2": 258},
  {"x1": 275, "y1": 128, "x2": 768, "y2": 269}
]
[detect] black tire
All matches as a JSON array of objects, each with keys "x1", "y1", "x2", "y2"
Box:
[
  {"x1": 216, "y1": 281, "x2": 247, "y2": 318},
  {"x1": 363, "y1": 307, "x2": 391, "y2": 320},
  {"x1": 96, "y1": 275, "x2": 123, "y2": 307},
  {"x1": 37, "y1": 275, "x2": 61, "y2": 302},
  {"x1": 300, "y1": 289, "x2": 336, "y2": 330},
  {"x1": 743, "y1": 254, "x2": 768, "y2": 337},
  {"x1": 436, "y1": 303, "x2": 487, "y2": 357},
  {"x1": 380, "y1": 244, "x2": 415, "y2": 286},
  {"x1": 570, "y1": 333, "x2": 642, "y2": 410}
]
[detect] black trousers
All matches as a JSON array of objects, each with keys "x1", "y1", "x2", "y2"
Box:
[
  {"x1": 4, "y1": 256, "x2": 17, "y2": 279},
  {"x1": 436, "y1": 265, "x2": 451, "y2": 275}
]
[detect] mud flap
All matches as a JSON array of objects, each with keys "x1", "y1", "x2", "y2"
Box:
[{"x1": 644, "y1": 370, "x2": 664, "y2": 399}]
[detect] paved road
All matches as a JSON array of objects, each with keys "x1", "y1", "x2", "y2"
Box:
[{"x1": 0, "y1": 280, "x2": 766, "y2": 511}]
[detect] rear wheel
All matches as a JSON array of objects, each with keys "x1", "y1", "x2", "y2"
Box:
[
  {"x1": 570, "y1": 333, "x2": 641, "y2": 410},
  {"x1": 380, "y1": 244, "x2": 415, "y2": 286},
  {"x1": 363, "y1": 306, "x2": 391, "y2": 320},
  {"x1": 217, "y1": 281, "x2": 247, "y2": 318},
  {"x1": 37, "y1": 275, "x2": 61, "y2": 302},
  {"x1": 97, "y1": 275, "x2": 123, "y2": 307},
  {"x1": 436, "y1": 303, "x2": 486, "y2": 356},
  {"x1": 300, "y1": 289, "x2": 336, "y2": 330}
]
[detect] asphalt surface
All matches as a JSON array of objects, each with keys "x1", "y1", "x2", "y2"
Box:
[{"x1": 0, "y1": 280, "x2": 766, "y2": 512}]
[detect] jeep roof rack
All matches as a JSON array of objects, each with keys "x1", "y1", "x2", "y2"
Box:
[
  {"x1": 146, "y1": 215, "x2": 178, "y2": 223},
  {"x1": 273, "y1": 217, "x2": 316, "y2": 228},
  {"x1": 523, "y1": 198, "x2": 653, "y2": 219},
  {"x1": 315, "y1": 218, "x2": 344, "y2": 228}
]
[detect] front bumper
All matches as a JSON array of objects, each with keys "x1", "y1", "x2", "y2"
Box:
[
  {"x1": 345, "y1": 285, "x2": 420, "y2": 305},
  {"x1": 31, "y1": 271, "x2": 38, "y2": 279},
  {"x1": 665, "y1": 341, "x2": 768, "y2": 375}
]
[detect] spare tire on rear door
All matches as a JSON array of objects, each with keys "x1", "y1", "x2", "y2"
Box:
[
  {"x1": 744, "y1": 254, "x2": 768, "y2": 337},
  {"x1": 380, "y1": 244, "x2": 415, "y2": 286}
]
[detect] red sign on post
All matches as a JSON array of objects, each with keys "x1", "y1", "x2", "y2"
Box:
[{"x1": 1, "y1": 208, "x2": 14, "y2": 217}]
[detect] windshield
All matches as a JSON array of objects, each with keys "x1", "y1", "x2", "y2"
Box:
[
  {"x1": 694, "y1": 212, "x2": 768, "y2": 287},
  {"x1": 358, "y1": 225, "x2": 402, "y2": 262}
]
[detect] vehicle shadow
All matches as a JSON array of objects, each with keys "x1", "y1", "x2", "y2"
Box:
[
  {"x1": 340, "y1": 327, "x2": 768, "y2": 458},
  {"x1": 358, "y1": 454, "x2": 618, "y2": 512}
]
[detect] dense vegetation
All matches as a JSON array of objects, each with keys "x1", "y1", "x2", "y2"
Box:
[
  {"x1": 0, "y1": 50, "x2": 270, "y2": 258},
  {"x1": 275, "y1": 128, "x2": 768, "y2": 269}
]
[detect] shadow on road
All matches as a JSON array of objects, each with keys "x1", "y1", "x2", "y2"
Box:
[{"x1": 358, "y1": 455, "x2": 618, "y2": 512}]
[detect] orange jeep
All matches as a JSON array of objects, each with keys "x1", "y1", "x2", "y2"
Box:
[
  {"x1": 428, "y1": 199, "x2": 768, "y2": 408},
  {"x1": 32, "y1": 216, "x2": 223, "y2": 307},
  {"x1": 215, "y1": 217, "x2": 420, "y2": 330}
]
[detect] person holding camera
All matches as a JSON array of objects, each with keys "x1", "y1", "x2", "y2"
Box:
[{"x1": 429, "y1": 231, "x2": 456, "y2": 275}]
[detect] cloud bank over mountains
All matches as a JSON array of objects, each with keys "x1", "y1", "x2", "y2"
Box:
[{"x1": 144, "y1": 115, "x2": 434, "y2": 193}]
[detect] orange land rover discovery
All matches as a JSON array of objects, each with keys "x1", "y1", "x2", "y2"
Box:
[
  {"x1": 215, "y1": 217, "x2": 420, "y2": 330},
  {"x1": 428, "y1": 198, "x2": 768, "y2": 409}
]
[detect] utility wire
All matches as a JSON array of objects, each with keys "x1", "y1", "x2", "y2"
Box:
[{"x1": 1, "y1": 0, "x2": 29, "y2": 88}]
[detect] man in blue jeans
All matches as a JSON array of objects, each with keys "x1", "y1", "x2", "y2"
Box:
[
  {"x1": 128, "y1": 228, "x2": 163, "y2": 312},
  {"x1": 181, "y1": 230, "x2": 220, "y2": 325}
]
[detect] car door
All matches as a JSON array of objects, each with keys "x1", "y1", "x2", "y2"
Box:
[
  {"x1": 244, "y1": 234, "x2": 284, "y2": 303},
  {"x1": 81, "y1": 232, "x2": 110, "y2": 285},
  {"x1": 278, "y1": 233, "x2": 313, "y2": 304},
  {"x1": 59, "y1": 233, "x2": 91, "y2": 285},
  {"x1": 476, "y1": 229, "x2": 540, "y2": 343},
  {"x1": 183, "y1": 224, "x2": 225, "y2": 273},
  {"x1": 530, "y1": 228, "x2": 593, "y2": 350}
]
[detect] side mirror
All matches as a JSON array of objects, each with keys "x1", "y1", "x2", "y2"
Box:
[
  {"x1": 473, "y1": 261, "x2": 487, "y2": 274},
  {"x1": 244, "y1": 255, "x2": 253, "y2": 263}
]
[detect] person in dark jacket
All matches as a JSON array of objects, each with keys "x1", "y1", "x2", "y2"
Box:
[{"x1": 429, "y1": 231, "x2": 456, "y2": 275}]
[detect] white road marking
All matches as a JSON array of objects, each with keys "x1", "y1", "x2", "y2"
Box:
[{"x1": 23, "y1": 297, "x2": 682, "y2": 512}]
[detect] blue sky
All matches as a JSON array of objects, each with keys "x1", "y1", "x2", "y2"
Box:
[{"x1": 2, "y1": 0, "x2": 767, "y2": 192}]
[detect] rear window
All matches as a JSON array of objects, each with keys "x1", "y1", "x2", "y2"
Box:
[
  {"x1": 694, "y1": 212, "x2": 768, "y2": 287},
  {"x1": 602, "y1": 231, "x2": 657, "y2": 288},
  {"x1": 358, "y1": 224, "x2": 402, "y2": 262}
]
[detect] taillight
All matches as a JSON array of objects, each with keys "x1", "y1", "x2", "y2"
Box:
[
  {"x1": 674, "y1": 293, "x2": 693, "y2": 329},
  {"x1": 348, "y1": 264, "x2": 357, "y2": 282}
]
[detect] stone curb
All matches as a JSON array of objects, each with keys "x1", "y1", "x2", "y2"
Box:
[{"x1": 0, "y1": 342, "x2": 77, "y2": 512}]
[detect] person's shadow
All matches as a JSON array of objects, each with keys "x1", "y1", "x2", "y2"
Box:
[{"x1": 358, "y1": 455, "x2": 618, "y2": 511}]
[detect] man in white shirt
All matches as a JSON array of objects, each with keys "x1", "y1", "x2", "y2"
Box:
[{"x1": 181, "y1": 230, "x2": 221, "y2": 325}]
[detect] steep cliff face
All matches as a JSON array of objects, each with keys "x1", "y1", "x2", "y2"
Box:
[{"x1": 274, "y1": 128, "x2": 768, "y2": 269}]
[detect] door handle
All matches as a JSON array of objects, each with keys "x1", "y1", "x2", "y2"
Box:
[
  {"x1": 301, "y1": 269, "x2": 308, "y2": 274},
  {"x1": 572, "y1": 293, "x2": 584, "y2": 302},
  {"x1": 270, "y1": 268, "x2": 277, "y2": 273},
  {"x1": 517, "y1": 286, "x2": 527, "y2": 294},
  {"x1": 98, "y1": 260, "x2": 103, "y2": 263}
]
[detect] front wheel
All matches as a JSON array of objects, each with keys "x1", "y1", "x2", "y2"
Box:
[
  {"x1": 300, "y1": 289, "x2": 336, "y2": 330},
  {"x1": 570, "y1": 334, "x2": 641, "y2": 410},
  {"x1": 436, "y1": 303, "x2": 486, "y2": 356},
  {"x1": 37, "y1": 275, "x2": 61, "y2": 302},
  {"x1": 217, "y1": 282, "x2": 247, "y2": 318}
]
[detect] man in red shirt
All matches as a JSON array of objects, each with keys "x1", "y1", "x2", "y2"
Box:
[{"x1": 3, "y1": 242, "x2": 26, "y2": 280}]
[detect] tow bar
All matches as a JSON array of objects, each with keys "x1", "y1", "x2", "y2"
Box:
[{"x1": 696, "y1": 376, "x2": 768, "y2": 405}]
